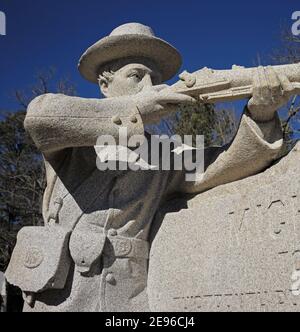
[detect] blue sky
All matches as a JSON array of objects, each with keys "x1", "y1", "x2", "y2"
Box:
[{"x1": 0, "y1": 0, "x2": 298, "y2": 111}]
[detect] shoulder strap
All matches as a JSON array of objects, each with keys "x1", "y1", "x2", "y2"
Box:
[{"x1": 47, "y1": 168, "x2": 116, "y2": 231}]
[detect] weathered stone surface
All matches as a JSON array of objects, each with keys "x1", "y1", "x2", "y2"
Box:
[
  {"x1": 0, "y1": 272, "x2": 4, "y2": 289},
  {"x1": 5, "y1": 226, "x2": 71, "y2": 294},
  {"x1": 148, "y1": 142, "x2": 300, "y2": 312},
  {"x1": 0, "y1": 271, "x2": 7, "y2": 312}
]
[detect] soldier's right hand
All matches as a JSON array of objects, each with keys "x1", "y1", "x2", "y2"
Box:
[{"x1": 133, "y1": 85, "x2": 196, "y2": 124}]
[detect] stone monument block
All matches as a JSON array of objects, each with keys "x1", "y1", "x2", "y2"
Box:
[{"x1": 148, "y1": 143, "x2": 300, "y2": 312}]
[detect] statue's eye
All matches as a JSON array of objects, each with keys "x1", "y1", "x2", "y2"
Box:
[{"x1": 128, "y1": 71, "x2": 142, "y2": 81}]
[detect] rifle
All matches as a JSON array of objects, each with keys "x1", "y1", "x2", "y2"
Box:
[{"x1": 171, "y1": 63, "x2": 300, "y2": 103}]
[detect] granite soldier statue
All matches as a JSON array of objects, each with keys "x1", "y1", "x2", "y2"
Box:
[{"x1": 6, "y1": 23, "x2": 296, "y2": 311}]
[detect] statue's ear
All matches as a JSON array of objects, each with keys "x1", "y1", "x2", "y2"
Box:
[{"x1": 98, "y1": 76, "x2": 109, "y2": 98}]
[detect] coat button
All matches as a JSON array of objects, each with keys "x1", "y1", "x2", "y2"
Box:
[
  {"x1": 106, "y1": 273, "x2": 116, "y2": 285},
  {"x1": 112, "y1": 116, "x2": 122, "y2": 125},
  {"x1": 108, "y1": 229, "x2": 117, "y2": 236},
  {"x1": 130, "y1": 115, "x2": 138, "y2": 123}
]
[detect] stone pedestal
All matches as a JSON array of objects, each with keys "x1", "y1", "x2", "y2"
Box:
[{"x1": 148, "y1": 142, "x2": 300, "y2": 312}]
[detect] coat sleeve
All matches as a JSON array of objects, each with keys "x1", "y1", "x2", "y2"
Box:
[
  {"x1": 170, "y1": 110, "x2": 284, "y2": 195},
  {"x1": 24, "y1": 93, "x2": 145, "y2": 154}
]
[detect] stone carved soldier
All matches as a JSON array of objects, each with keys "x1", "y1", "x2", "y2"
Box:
[{"x1": 5, "y1": 23, "x2": 294, "y2": 311}]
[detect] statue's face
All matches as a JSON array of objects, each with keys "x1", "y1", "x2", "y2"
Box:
[{"x1": 99, "y1": 62, "x2": 162, "y2": 98}]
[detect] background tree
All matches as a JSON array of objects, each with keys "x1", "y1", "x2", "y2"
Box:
[
  {"x1": 147, "y1": 101, "x2": 239, "y2": 147},
  {"x1": 171, "y1": 102, "x2": 238, "y2": 147},
  {"x1": 270, "y1": 29, "x2": 300, "y2": 151}
]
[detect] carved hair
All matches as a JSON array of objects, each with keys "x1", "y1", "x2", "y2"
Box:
[{"x1": 98, "y1": 70, "x2": 115, "y2": 86}]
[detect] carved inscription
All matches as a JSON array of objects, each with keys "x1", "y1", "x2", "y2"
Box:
[
  {"x1": 172, "y1": 289, "x2": 299, "y2": 311},
  {"x1": 172, "y1": 193, "x2": 300, "y2": 311}
]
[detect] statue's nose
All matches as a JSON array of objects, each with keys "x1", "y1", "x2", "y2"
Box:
[{"x1": 142, "y1": 74, "x2": 153, "y2": 87}]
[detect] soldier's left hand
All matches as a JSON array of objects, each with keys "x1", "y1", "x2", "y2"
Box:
[{"x1": 247, "y1": 66, "x2": 294, "y2": 122}]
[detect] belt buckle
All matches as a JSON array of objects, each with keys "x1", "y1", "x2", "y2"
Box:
[{"x1": 114, "y1": 238, "x2": 132, "y2": 257}]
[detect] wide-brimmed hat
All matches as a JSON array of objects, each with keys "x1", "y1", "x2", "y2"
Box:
[{"x1": 78, "y1": 23, "x2": 182, "y2": 84}]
